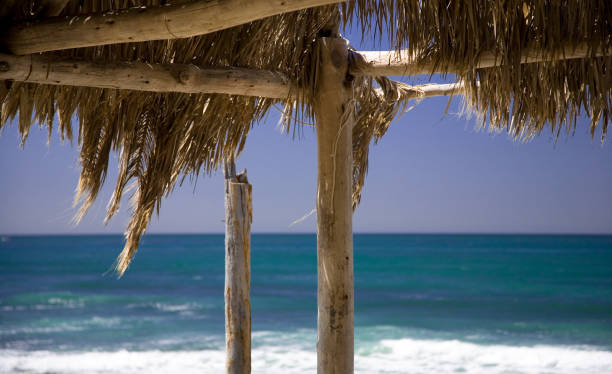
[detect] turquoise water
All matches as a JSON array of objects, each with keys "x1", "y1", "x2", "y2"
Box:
[{"x1": 1, "y1": 234, "x2": 612, "y2": 373}]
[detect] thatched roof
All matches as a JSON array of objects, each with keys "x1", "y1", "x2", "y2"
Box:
[{"x1": 1, "y1": 0, "x2": 610, "y2": 274}]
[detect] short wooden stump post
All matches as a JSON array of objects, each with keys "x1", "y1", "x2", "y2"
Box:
[{"x1": 224, "y1": 158, "x2": 252, "y2": 374}]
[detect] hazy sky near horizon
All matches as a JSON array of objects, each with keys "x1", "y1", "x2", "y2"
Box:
[{"x1": 1, "y1": 27, "x2": 611, "y2": 235}]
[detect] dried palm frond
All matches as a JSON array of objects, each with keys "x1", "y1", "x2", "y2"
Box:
[
  {"x1": 1, "y1": 0, "x2": 337, "y2": 275},
  {"x1": 343, "y1": 0, "x2": 610, "y2": 206},
  {"x1": 351, "y1": 74, "x2": 430, "y2": 208},
  {"x1": 1, "y1": 0, "x2": 610, "y2": 274},
  {"x1": 345, "y1": 0, "x2": 611, "y2": 141}
]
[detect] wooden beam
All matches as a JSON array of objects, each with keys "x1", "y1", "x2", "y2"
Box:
[
  {"x1": 0, "y1": 51, "x2": 471, "y2": 100},
  {"x1": 352, "y1": 42, "x2": 611, "y2": 76},
  {"x1": 0, "y1": 53, "x2": 291, "y2": 99},
  {"x1": 224, "y1": 158, "x2": 252, "y2": 374},
  {"x1": 411, "y1": 82, "x2": 466, "y2": 97},
  {"x1": 4, "y1": 0, "x2": 343, "y2": 55},
  {"x1": 375, "y1": 81, "x2": 467, "y2": 100},
  {"x1": 314, "y1": 37, "x2": 354, "y2": 374}
]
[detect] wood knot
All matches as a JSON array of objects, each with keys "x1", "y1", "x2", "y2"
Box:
[
  {"x1": 0, "y1": 61, "x2": 9, "y2": 72},
  {"x1": 178, "y1": 69, "x2": 191, "y2": 84}
]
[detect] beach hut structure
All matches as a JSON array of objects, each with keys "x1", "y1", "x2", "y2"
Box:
[{"x1": 0, "y1": 1, "x2": 610, "y2": 373}]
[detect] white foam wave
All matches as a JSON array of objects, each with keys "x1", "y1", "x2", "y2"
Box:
[
  {"x1": 126, "y1": 302, "x2": 202, "y2": 314},
  {"x1": 153, "y1": 303, "x2": 195, "y2": 312},
  {"x1": 0, "y1": 306, "x2": 27, "y2": 312},
  {"x1": 0, "y1": 324, "x2": 84, "y2": 336},
  {"x1": 1, "y1": 338, "x2": 611, "y2": 374},
  {"x1": 0, "y1": 317, "x2": 122, "y2": 336},
  {"x1": 356, "y1": 338, "x2": 612, "y2": 374},
  {"x1": 1, "y1": 298, "x2": 85, "y2": 312}
]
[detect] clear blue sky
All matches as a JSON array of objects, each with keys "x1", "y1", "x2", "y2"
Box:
[{"x1": 1, "y1": 27, "x2": 611, "y2": 235}]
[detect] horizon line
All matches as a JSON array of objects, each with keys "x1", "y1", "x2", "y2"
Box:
[{"x1": 2, "y1": 231, "x2": 612, "y2": 237}]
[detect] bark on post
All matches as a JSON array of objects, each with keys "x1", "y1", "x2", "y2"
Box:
[
  {"x1": 314, "y1": 37, "x2": 354, "y2": 374},
  {"x1": 224, "y1": 158, "x2": 252, "y2": 374}
]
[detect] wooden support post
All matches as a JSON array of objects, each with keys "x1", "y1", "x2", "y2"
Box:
[
  {"x1": 224, "y1": 158, "x2": 252, "y2": 374},
  {"x1": 314, "y1": 37, "x2": 354, "y2": 374}
]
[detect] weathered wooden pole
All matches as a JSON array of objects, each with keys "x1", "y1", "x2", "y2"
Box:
[
  {"x1": 314, "y1": 36, "x2": 354, "y2": 374},
  {"x1": 224, "y1": 158, "x2": 252, "y2": 374},
  {"x1": 0, "y1": 53, "x2": 291, "y2": 99},
  {"x1": 5, "y1": 0, "x2": 344, "y2": 54}
]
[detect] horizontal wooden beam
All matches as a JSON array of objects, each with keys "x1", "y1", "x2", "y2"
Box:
[
  {"x1": 352, "y1": 42, "x2": 611, "y2": 76},
  {"x1": 416, "y1": 82, "x2": 466, "y2": 97},
  {"x1": 0, "y1": 53, "x2": 291, "y2": 99},
  {"x1": 0, "y1": 51, "x2": 468, "y2": 100},
  {"x1": 4, "y1": 0, "x2": 342, "y2": 55},
  {"x1": 375, "y1": 82, "x2": 466, "y2": 99}
]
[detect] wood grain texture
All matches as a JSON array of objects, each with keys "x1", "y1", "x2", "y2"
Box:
[
  {"x1": 352, "y1": 42, "x2": 611, "y2": 76},
  {"x1": 5, "y1": 0, "x2": 343, "y2": 54},
  {"x1": 314, "y1": 37, "x2": 354, "y2": 374},
  {"x1": 0, "y1": 53, "x2": 291, "y2": 98},
  {"x1": 224, "y1": 159, "x2": 252, "y2": 374}
]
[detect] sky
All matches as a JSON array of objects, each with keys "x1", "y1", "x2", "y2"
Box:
[{"x1": 1, "y1": 27, "x2": 611, "y2": 235}]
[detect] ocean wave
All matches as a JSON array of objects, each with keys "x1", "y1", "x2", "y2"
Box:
[
  {"x1": 1, "y1": 338, "x2": 611, "y2": 374},
  {"x1": 153, "y1": 303, "x2": 196, "y2": 312},
  {"x1": 0, "y1": 302, "x2": 83, "y2": 312},
  {"x1": 125, "y1": 301, "x2": 210, "y2": 317},
  {"x1": 0, "y1": 324, "x2": 84, "y2": 336},
  {"x1": 355, "y1": 338, "x2": 612, "y2": 374},
  {"x1": 0, "y1": 305, "x2": 27, "y2": 312},
  {"x1": 0, "y1": 317, "x2": 122, "y2": 336},
  {"x1": 1, "y1": 293, "x2": 124, "y2": 312}
]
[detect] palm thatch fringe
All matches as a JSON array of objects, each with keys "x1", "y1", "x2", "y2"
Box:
[
  {"x1": 351, "y1": 76, "x2": 454, "y2": 208},
  {"x1": 1, "y1": 0, "x2": 610, "y2": 273},
  {"x1": 345, "y1": 0, "x2": 611, "y2": 141},
  {"x1": 1, "y1": 0, "x2": 339, "y2": 275}
]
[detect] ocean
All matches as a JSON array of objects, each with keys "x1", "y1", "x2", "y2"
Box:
[{"x1": 1, "y1": 234, "x2": 611, "y2": 373}]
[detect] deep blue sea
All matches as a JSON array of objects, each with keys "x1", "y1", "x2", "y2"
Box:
[{"x1": 1, "y1": 234, "x2": 611, "y2": 373}]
